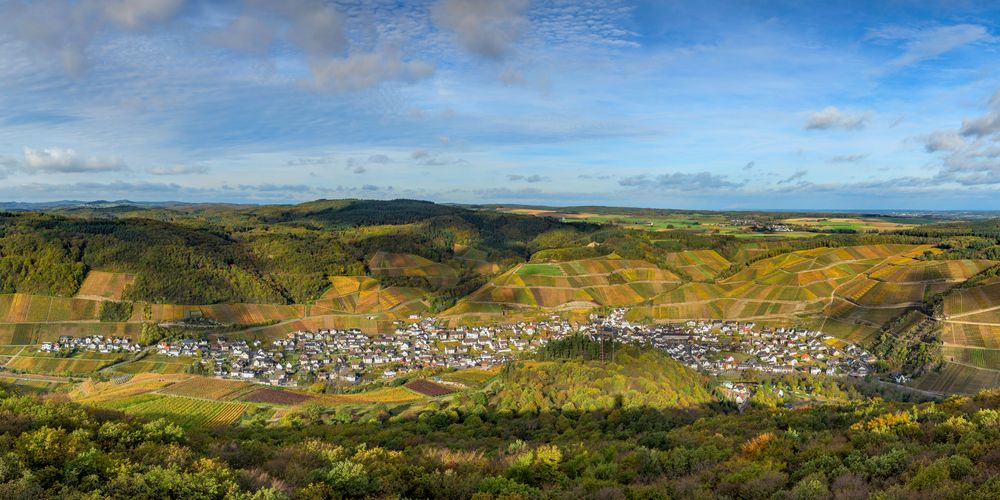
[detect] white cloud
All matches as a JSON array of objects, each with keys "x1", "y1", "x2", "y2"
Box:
[
  {"x1": 870, "y1": 24, "x2": 993, "y2": 67},
  {"x1": 923, "y1": 131, "x2": 965, "y2": 152},
  {"x1": 145, "y1": 164, "x2": 208, "y2": 175},
  {"x1": 22, "y1": 147, "x2": 126, "y2": 173},
  {"x1": 310, "y1": 50, "x2": 434, "y2": 93},
  {"x1": 619, "y1": 172, "x2": 744, "y2": 190},
  {"x1": 508, "y1": 174, "x2": 550, "y2": 183},
  {"x1": 805, "y1": 106, "x2": 870, "y2": 130},
  {"x1": 433, "y1": 0, "x2": 529, "y2": 60},
  {"x1": 101, "y1": 0, "x2": 185, "y2": 30},
  {"x1": 0, "y1": 0, "x2": 187, "y2": 74},
  {"x1": 828, "y1": 154, "x2": 868, "y2": 163}
]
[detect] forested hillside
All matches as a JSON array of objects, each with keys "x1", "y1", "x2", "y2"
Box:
[
  {"x1": 0, "y1": 200, "x2": 589, "y2": 304},
  {"x1": 4, "y1": 353, "x2": 1000, "y2": 498}
]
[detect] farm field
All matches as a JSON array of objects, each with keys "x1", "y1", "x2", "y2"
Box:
[
  {"x1": 310, "y1": 276, "x2": 428, "y2": 317},
  {"x1": 5, "y1": 351, "x2": 122, "y2": 375},
  {"x1": 941, "y1": 346, "x2": 1000, "y2": 370},
  {"x1": 75, "y1": 271, "x2": 137, "y2": 301},
  {"x1": 316, "y1": 386, "x2": 425, "y2": 405},
  {"x1": 130, "y1": 303, "x2": 305, "y2": 324},
  {"x1": 912, "y1": 362, "x2": 1000, "y2": 395},
  {"x1": 454, "y1": 246, "x2": 501, "y2": 274},
  {"x1": 662, "y1": 250, "x2": 731, "y2": 281},
  {"x1": 404, "y1": 379, "x2": 454, "y2": 397},
  {"x1": 941, "y1": 323, "x2": 1000, "y2": 349},
  {"x1": 439, "y1": 367, "x2": 500, "y2": 387},
  {"x1": 160, "y1": 376, "x2": 258, "y2": 401},
  {"x1": 943, "y1": 282, "x2": 1000, "y2": 317},
  {"x1": 113, "y1": 355, "x2": 195, "y2": 374},
  {"x1": 98, "y1": 393, "x2": 249, "y2": 428},
  {"x1": 0, "y1": 294, "x2": 101, "y2": 322},
  {"x1": 240, "y1": 387, "x2": 314, "y2": 405},
  {"x1": 781, "y1": 217, "x2": 931, "y2": 232},
  {"x1": 368, "y1": 252, "x2": 459, "y2": 288},
  {"x1": 73, "y1": 373, "x2": 190, "y2": 404},
  {"x1": 447, "y1": 257, "x2": 682, "y2": 314}
]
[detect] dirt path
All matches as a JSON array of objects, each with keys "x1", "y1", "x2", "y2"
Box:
[{"x1": 3, "y1": 346, "x2": 26, "y2": 367}]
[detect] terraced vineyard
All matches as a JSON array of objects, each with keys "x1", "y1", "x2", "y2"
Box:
[
  {"x1": 310, "y1": 276, "x2": 428, "y2": 317},
  {"x1": 662, "y1": 249, "x2": 731, "y2": 281},
  {"x1": 445, "y1": 256, "x2": 683, "y2": 316}
]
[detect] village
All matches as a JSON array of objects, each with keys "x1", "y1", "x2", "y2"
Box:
[{"x1": 149, "y1": 309, "x2": 875, "y2": 387}]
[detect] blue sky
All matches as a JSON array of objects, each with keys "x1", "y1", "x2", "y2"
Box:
[{"x1": 1, "y1": 0, "x2": 1000, "y2": 209}]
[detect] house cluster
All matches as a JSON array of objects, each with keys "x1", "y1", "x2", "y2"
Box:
[
  {"x1": 156, "y1": 317, "x2": 579, "y2": 386},
  {"x1": 40, "y1": 335, "x2": 141, "y2": 354},
  {"x1": 583, "y1": 310, "x2": 874, "y2": 377},
  {"x1": 150, "y1": 309, "x2": 873, "y2": 386}
]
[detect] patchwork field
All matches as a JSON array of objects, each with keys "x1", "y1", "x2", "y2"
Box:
[
  {"x1": 368, "y1": 252, "x2": 459, "y2": 288},
  {"x1": 75, "y1": 271, "x2": 137, "y2": 301},
  {"x1": 130, "y1": 303, "x2": 305, "y2": 324},
  {"x1": 310, "y1": 276, "x2": 428, "y2": 317},
  {"x1": 446, "y1": 257, "x2": 682, "y2": 314},
  {"x1": 663, "y1": 250, "x2": 731, "y2": 281},
  {"x1": 0, "y1": 294, "x2": 102, "y2": 322},
  {"x1": 454, "y1": 246, "x2": 501, "y2": 274},
  {"x1": 781, "y1": 217, "x2": 925, "y2": 232}
]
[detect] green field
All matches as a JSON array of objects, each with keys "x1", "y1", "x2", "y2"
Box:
[
  {"x1": 516, "y1": 264, "x2": 565, "y2": 276},
  {"x1": 98, "y1": 393, "x2": 249, "y2": 428}
]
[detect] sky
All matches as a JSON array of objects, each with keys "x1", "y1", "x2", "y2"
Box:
[{"x1": 1, "y1": 0, "x2": 1000, "y2": 210}]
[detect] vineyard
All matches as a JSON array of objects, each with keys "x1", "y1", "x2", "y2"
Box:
[
  {"x1": 941, "y1": 323, "x2": 1000, "y2": 349},
  {"x1": 160, "y1": 376, "x2": 258, "y2": 401},
  {"x1": 113, "y1": 355, "x2": 195, "y2": 374},
  {"x1": 74, "y1": 373, "x2": 190, "y2": 404},
  {"x1": 5, "y1": 352, "x2": 122, "y2": 375},
  {"x1": 944, "y1": 282, "x2": 1000, "y2": 317},
  {"x1": 912, "y1": 362, "x2": 1000, "y2": 395},
  {"x1": 99, "y1": 393, "x2": 249, "y2": 428},
  {"x1": 240, "y1": 388, "x2": 315, "y2": 405},
  {"x1": 447, "y1": 257, "x2": 682, "y2": 314},
  {"x1": 75, "y1": 271, "x2": 137, "y2": 301},
  {"x1": 0, "y1": 294, "x2": 102, "y2": 322},
  {"x1": 317, "y1": 386, "x2": 425, "y2": 405},
  {"x1": 368, "y1": 252, "x2": 459, "y2": 288},
  {"x1": 310, "y1": 276, "x2": 428, "y2": 317},
  {"x1": 439, "y1": 367, "x2": 500, "y2": 387},
  {"x1": 941, "y1": 346, "x2": 1000, "y2": 370},
  {"x1": 662, "y1": 250, "x2": 731, "y2": 281}
]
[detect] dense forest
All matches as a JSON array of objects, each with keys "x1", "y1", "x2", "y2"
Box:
[{"x1": 0, "y1": 200, "x2": 586, "y2": 305}]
